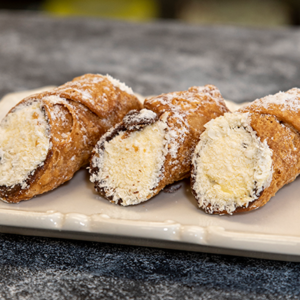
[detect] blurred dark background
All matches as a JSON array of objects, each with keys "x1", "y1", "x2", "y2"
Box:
[{"x1": 0, "y1": 0, "x2": 300, "y2": 27}]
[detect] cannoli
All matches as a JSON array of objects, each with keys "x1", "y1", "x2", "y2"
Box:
[
  {"x1": 90, "y1": 85, "x2": 229, "y2": 206},
  {"x1": 0, "y1": 74, "x2": 142, "y2": 203},
  {"x1": 191, "y1": 88, "x2": 300, "y2": 214}
]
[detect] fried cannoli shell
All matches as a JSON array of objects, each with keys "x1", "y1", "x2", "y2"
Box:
[
  {"x1": 235, "y1": 88, "x2": 300, "y2": 213},
  {"x1": 192, "y1": 88, "x2": 300, "y2": 214},
  {"x1": 145, "y1": 88, "x2": 230, "y2": 195},
  {"x1": 90, "y1": 85, "x2": 229, "y2": 206},
  {"x1": 0, "y1": 74, "x2": 142, "y2": 203}
]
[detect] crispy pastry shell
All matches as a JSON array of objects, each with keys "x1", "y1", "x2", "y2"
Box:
[
  {"x1": 193, "y1": 88, "x2": 300, "y2": 214},
  {"x1": 0, "y1": 74, "x2": 142, "y2": 203}
]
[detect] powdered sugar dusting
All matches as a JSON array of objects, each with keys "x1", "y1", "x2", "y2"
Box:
[
  {"x1": 146, "y1": 85, "x2": 227, "y2": 119},
  {"x1": 243, "y1": 88, "x2": 300, "y2": 112},
  {"x1": 49, "y1": 74, "x2": 139, "y2": 122},
  {"x1": 105, "y1": 74, "x2": 134, "y2": 95},
  {"x1": 42, "y1": 95, "x2": 67, "y2": 121},
  {"x1": 145, "y1": 85, "x2": 228, "y2": 161},
  {"x1": 160, "y1": 112, "x2": 188, "y2": 160},
  {"x1": 55, "y1": 75, "x2": 102, "y2": 102},
  {"x1": 122, "y1": 109, "x2": 157, "y2": 131}
]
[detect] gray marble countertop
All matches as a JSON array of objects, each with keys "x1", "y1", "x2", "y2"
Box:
[{"x1": 0, "y1": 11, "x2": 300, "y2": 300}]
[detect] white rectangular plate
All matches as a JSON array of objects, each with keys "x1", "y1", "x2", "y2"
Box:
[{"x1": 1, "y1": 89, "x2": 300, "y2": 261}]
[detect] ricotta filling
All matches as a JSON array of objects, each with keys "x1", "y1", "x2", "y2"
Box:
[
  {"x1": 98, "y1": 121, "x2": 167, "y2": 205},
  {"x1": 192, "y1": 112, "x2": 273, "y2": 214},
  {"x1": 0, "y1": 101, "x2": 50, "y2": 189}
]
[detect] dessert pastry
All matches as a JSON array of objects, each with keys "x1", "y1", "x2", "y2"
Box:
[
  {"x1": 90, "y1": 85, "x2": 229, "y2": 206},
  {"x1": 0, "y1": 74, "x2": 142, "y2": 203},
  {"x1": 191, "y1": 88, "x2": 300, "y2": 214}
]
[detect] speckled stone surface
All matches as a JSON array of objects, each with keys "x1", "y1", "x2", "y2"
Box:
[
  {"x1": 0, "y1": 233, "x2": 300, "y2": 300},
  {"x1": 0, "y1": 11, "x2": 300, "y2": 299}
]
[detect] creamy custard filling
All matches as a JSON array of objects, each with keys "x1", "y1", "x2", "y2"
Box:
[
  {"x1": 192, "y1": 112, "x2": 273, "y2": 214},
  {"x1": 0, "y1": 101, "x2": 50, "y2": 189},
  {"x1": 98, "y1": 120, "x2": 167, "y2": 206}
]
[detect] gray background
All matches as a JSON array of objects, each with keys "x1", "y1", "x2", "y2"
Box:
[{"x1": 1, "y1": 11, "x2": 300, "y2": 102}]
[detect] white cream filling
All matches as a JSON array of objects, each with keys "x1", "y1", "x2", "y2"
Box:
[
  {"x1": 192, "y1": 112, "x2": 273, "y2": 214},
  {"x1": 0, "y1": 101, "x2": 50, "y2": 189},
  {"x1": 95, "y1": 120, "x2": 167, "y2": 206}
]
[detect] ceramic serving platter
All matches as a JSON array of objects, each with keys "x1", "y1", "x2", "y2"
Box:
[{"x1": 0, "y1": 88, "x2": 299, "y2": 262}]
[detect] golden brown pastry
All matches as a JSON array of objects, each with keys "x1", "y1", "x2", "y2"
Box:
[
  {"x1": 191, "y1": 88, "x2": 300, "y2": 214},
  {"x1": 0, "y1": 74, "x2": 142, "y2": 203},
  {"x1": 90, "y1": 85, "x2": 229, "y2": 206}
]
